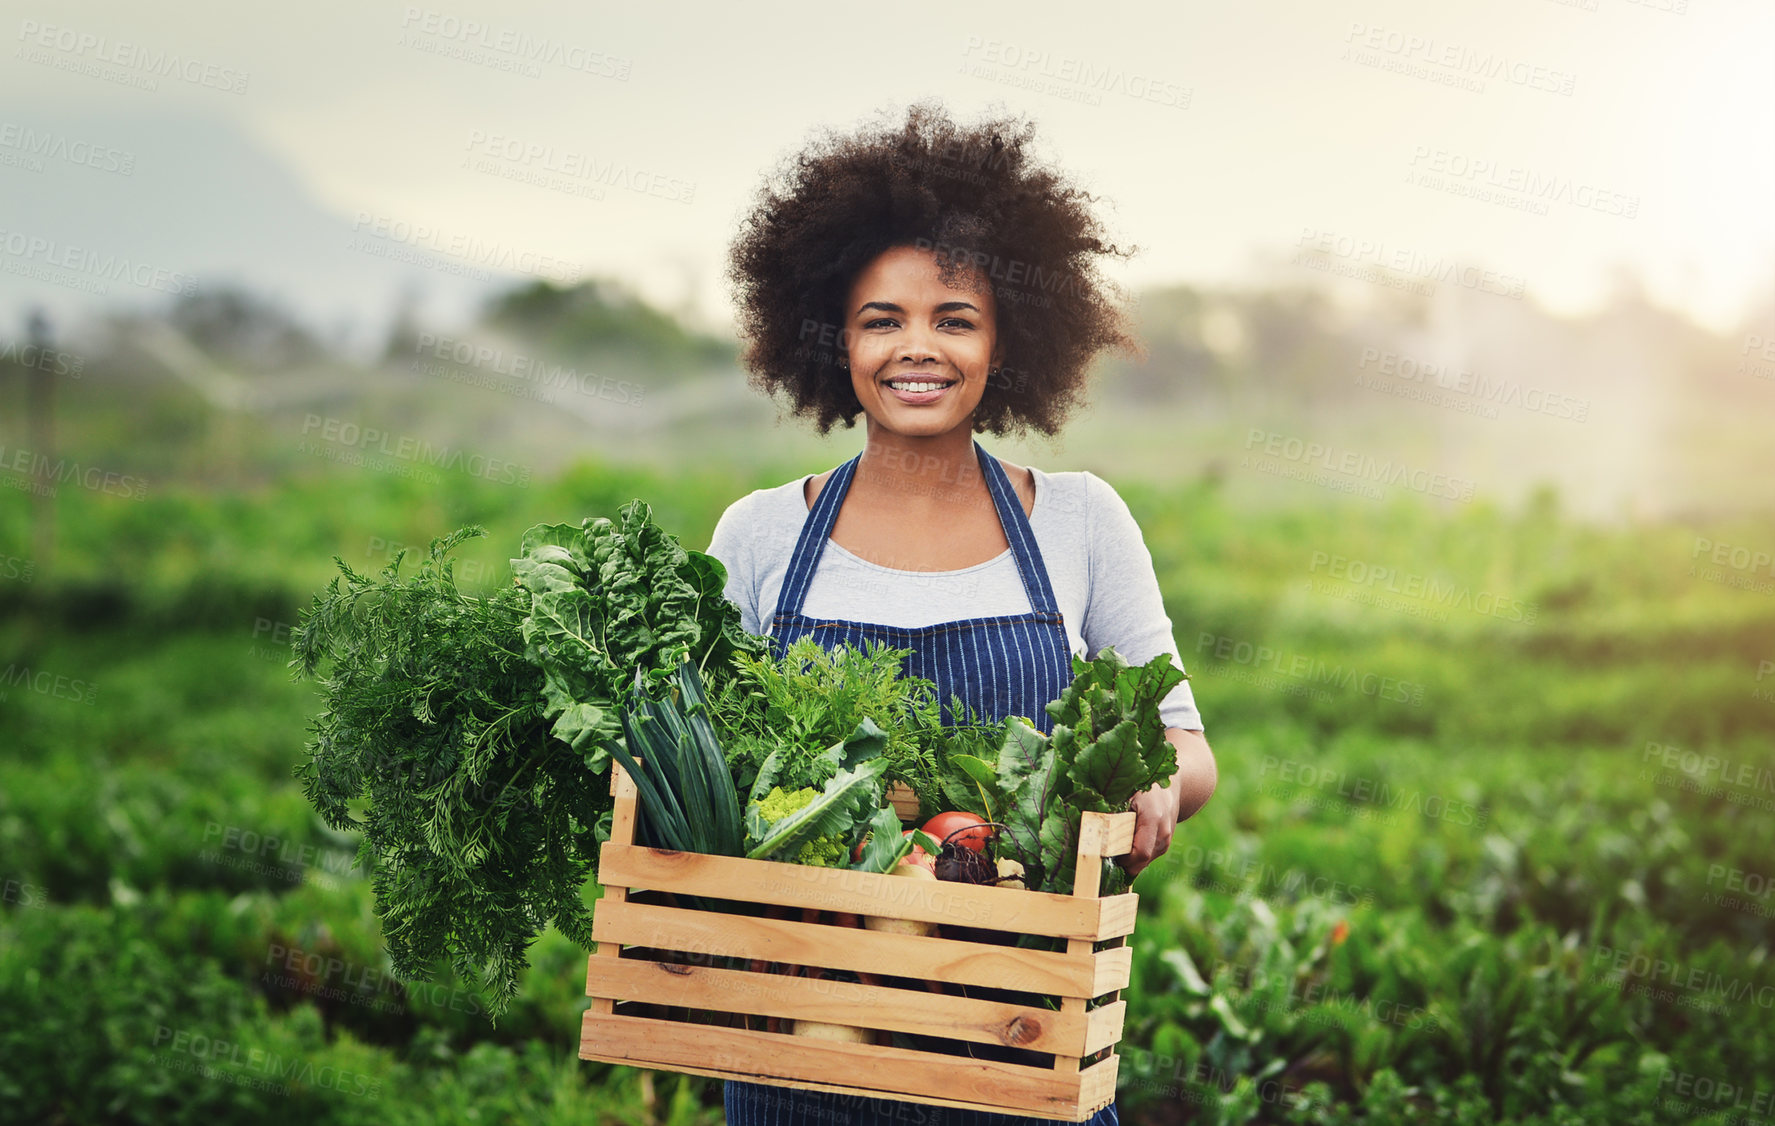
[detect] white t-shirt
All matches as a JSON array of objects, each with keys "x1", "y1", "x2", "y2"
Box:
[{"x1": 704, "y1": 463, "x2": 1205, "y2": 732}]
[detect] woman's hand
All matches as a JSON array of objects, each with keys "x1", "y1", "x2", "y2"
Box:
[
  {"x1": 1116, "y1": 728, "x2": 1217, "y2": 881},
  {"x1": 1121, "y1": 785, "x2": 1180, "y2": 879}
]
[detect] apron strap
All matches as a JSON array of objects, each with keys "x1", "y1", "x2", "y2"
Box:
[
  {"x1": 769, "y1": 439, "x2": 1061, "y2": 621},
  {"x1": 974, "y1": 438, "x2": 1062, "y2": 617}
]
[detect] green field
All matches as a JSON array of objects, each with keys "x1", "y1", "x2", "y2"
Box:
[{"x1": 3, "y1": 448, "x2": 1772, "y2": 1125}]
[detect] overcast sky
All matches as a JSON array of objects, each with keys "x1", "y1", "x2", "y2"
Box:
[{"x1": 5, "y1": 0, "x2": 1772, "y2": 336}]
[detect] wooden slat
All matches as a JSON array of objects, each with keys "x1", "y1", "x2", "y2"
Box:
[
  {"x1": 1078, "y1": 811, "x2": 1136, "y2": 859},
  {"x1": 1090, "y1": 945, "x2": 1134, "y2": 996},
  {"x1": 1082, "y1": 1001, "x2": 1127, "y2": 1056},
  {"x1": 1079, "y1": 1053, "x2": 1119, "y2": 1109},
  {"x1": 580, "y1": 1011, "x2": 1110, "y2": 1121},
  {"x1": 592, "y1": 900, "x2": 1130, "y2": 997},
  {"x1": 587, "y1": 764, "x2": 640, "y2": 1016},
  {"x1": 600, "y1": 843, "x2": 1125, "y2": 940},
  {"x1": 586, "y1": 956, "x2": 1091, "y2": 1054}
]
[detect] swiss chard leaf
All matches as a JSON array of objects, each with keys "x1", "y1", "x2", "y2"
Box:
[{"x1": 850, "y1": 804, "x2": 914, "y2": 873}]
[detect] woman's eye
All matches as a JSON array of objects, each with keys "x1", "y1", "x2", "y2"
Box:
[
  {"x1": 941, "y1": 318, "x2": 975, "y2": 330},
  {"x1": 864, "y1": 318, "x2": 897, "y2": 329}
]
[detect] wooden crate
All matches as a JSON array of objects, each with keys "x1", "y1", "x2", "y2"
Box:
[{"x1": 579, "y1": 764, "x2": 1140, "y2": 1122}]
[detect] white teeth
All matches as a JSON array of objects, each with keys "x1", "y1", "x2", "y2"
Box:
[{"x1": 888, "y1": 381, "x2": 949, "y2": 393}]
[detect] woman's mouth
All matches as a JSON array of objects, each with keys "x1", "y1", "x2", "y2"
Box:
[{"x1": 883, "y1": 377, "x2": 956, "y2": 405}]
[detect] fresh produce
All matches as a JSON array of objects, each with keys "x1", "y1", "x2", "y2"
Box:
[
  {"x1": 787, "y1": 1020, "x2": 874, "y2": 1043},
  {"x1": 292, "y1": 506, "x2": 764, "y2": 1019},
  {"x1": 290, "y1": 495, "x2": 1181, "y2": 1023},
  {"x1": 921, "y1": 811, "x2": 993, "y2": 852},
  {"x1": 741, "y1": 717, "x2": 897, "y2": 868},
  {"x1": 291, "y1": 526, "x2": 605, "y2": 1021},
  {"x1": 601, "y1": 659, "x2": 744, "y2": 858},
  {"x1": 931, "y1": 823, "x2": 1007, "y2": 885},
  {"x1": 995, "y1": 857, "x2": 1026, "y2": 891},
  {"x1": 990, "y1": 648, "x2": 1188, "y2": 897},
  {"x1": 708, "y1": 636, "x2": 967, "y2": 816},
  {"x1": 862, "y1": 863, "x2": 940, "y2": 936},
  {"x1": 752, "y1": 786, "x2": 847, "y2": 866},
  {"x1": 512, "y1": 503, "x2": 769, "y2": 770}
]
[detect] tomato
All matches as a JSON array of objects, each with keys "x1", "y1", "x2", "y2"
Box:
[{"x1": 921, "y1": 812, "x2": 992, "y2": 852}]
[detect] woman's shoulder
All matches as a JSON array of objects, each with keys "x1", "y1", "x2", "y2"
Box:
[
  {"x1": 1026, "y1": 463, "x2": 1117, "y2": 527},
  {"x1": 707, "y1": 476, "x2": 808, "y2": 561}
]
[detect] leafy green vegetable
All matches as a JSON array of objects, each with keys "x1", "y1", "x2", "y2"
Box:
[
  {"x1": 602, "y1": 659, "x2": 745, "y2": 858},
  {"x1": 292, "y1": 502, "x2": 764, "y2": 1021},
  {"x1": 291, "y1": 527, "x2": 606, "y2": 1021},
  {"x1": 709, "y1": 636, "x2": 945, "y2": 813},
  {"x1": 995, "y1": 647, "x2": 1187, "y2": 896},
  {"x1": 512, "y1": 501, "x2": 768, "y2": 772},
  {"x1": 752, "y1": 788, "x2": 845, "y2": 866},
  {"x1": 743, "y1": 717, "x2": 893, "y2": 863}
]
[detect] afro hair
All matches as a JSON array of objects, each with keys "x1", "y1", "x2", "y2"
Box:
[{"x1": 725, "y1": 98, "x2": 1142, "y2": 439}]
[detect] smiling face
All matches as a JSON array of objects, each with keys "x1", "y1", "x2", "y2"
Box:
[{"x1": 843, "y1": 244, "x2": 1002, "y2": 439}]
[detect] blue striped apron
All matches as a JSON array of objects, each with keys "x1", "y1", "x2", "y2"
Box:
[{"x1": 724, "y1": 439, "x2": 1117, "y2": 1126}]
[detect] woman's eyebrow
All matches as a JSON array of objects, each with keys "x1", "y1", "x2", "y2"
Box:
[{"x1": 855, "y1": 300, "x2": 982, "y2": 316}]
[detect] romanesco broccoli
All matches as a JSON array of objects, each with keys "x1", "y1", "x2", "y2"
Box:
[{"x1": 755, "y1": 786, "x2": 847, "y2": 867}]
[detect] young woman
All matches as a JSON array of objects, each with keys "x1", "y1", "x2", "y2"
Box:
[{"x1": 706, "y1": 100, "x2": 1217, "y2": 1126}]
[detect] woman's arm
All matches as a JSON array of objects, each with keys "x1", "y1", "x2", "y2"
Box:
[{"x1": 1122, "y1": 727, "x2": 1217, "y2": 879}]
